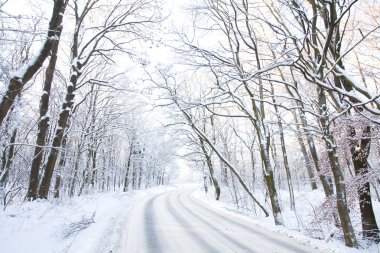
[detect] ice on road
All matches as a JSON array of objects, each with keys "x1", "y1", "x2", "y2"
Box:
[{"x1": 119, "y1": 188, "x2": 324, "y2": 253}]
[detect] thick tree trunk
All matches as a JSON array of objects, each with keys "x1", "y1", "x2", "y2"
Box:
[
  {"x1": 0, "y1": 128, "x2": 17, "y2": 204},
  {"x1": 0, "y1": 0, "x2": 67, "y2": 126},
  {"x1": 349, "y1": 126, "x2": 379, "y2": 241},
  {"x1": 318, "y1": 88, "x2": 357, "y2": 247},
  {"x1": 260, "y1": 143, "x2": 283, "y2": 225},
  {"x1": 333, "y1": 54, "x2": 380, "y2": 241},
  {"x1": 26, "y1": 22, "x2": 64, "y2": 200},
  {"x1": 38, "y1": 79, "x2": 76, "y2": 199},
  {"x1": 0, "y1": 128, "x2": 17, "y2": 188},
  {"x1": 37, "y1": 22, "x2": 82, "y2": 198},
  {"x1": 53, "y1": 137, "x2": 67, "y2": 198},
  {"x1": 0, "y1": 104, "x2": 18, "y2": 201}
]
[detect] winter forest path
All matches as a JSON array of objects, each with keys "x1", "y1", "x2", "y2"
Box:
[{"x1": 118, "y1": 187, "x2": 324, "y2": 253}]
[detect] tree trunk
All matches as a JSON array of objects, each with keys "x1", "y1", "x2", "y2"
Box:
[
  {"x1": 318, "y1": 88, "x2": 357, "y2": 247},
  {"x1": 27, "y1": 22, "x2": 64, "y2": 200},
  {"x1": 260, "y1": 143, "x2": 283, "y2": 225},
  {"x1": 286, "y1": 82, "x2": 334, "y2": 197},
  {"x1": 221, "y1": 159, "x2": 229, "y2": 185},
  {"x1": 138, "y1": 163, "x2": 143, "y2": 189},
  {"x1": 131, "y1": 164, "x2": 137, "y2": 190},
  {"x1": 0, "y1": 128, "x2": 17, "y2": 191},
  {"x1": 271, "y1": 82, "x2": 295, "y2": 210},
  {"x1": 78, "y1": 165, "x2": 88, "y2": 197},
  {"x1": 199, "y1": 137, "x2": 221, "y2": 200},
  {"x1": 349, "y1": 125, "x2": 379, "y2": 240},
  {"x1": 69, "y1": 149, "x2": 81, "y2": 197},
  {"x1": 293, "y1": 113, "x2": 318, "y2": 190},
  {"x1": 334, "y1": 53, "x2": 380, "y2": 241},
  {"x1": 123, "y1": 145, "x2": 133, "y2": 192},
  {"x1": 180, "y1": 107, "x2": 269, "y2": 217},
  {"x1": 37, "y1": 23, "x2": 82, "y2": 198},
  {"x1": 90, "y1": 149, "x2": 97, "y2": 188},
  {"x1": 0, "y1": 0, "x2": 67, "y2": 126},
  {"x1": 38, "y1": 79, "x2": 76, "y2": 199},
  {"x1": 53, "y1": 136, "x2": 67, "y2": 198},
  {"x1": 231, "y1": 172, "x2": 240, "y2": 209}
]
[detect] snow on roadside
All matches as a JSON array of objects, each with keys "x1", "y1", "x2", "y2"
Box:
[
  {"x1": 0, "y1": 186, "x2": 175, "y2": 253},
  {"x1": 193, "y1": 186, "x2": 380, "y2": 253}
]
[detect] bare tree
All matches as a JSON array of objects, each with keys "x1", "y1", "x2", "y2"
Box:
[
  {"x1": 0, "y1": 0, "x2": 68, "y2": 125},
  {"x1": 38, "y1": 0, "x2": 162, "y2": 199},
  {"x1": 26, "y1": 5, "x2": 67, "y2": 200}
]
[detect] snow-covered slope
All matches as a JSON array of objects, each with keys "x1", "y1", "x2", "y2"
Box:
[{"x1": 0, "y1": 187, "x2": 173, "y2": 253}]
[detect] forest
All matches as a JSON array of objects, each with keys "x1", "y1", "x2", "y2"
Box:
[{"x1": 0, "y1": 0, "x2": 379, "y2": 250}]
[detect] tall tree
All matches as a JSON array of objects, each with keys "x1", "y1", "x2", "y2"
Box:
[
  {"x1": 26, "y1": 6, "x2": 67, "y2": 200},
  {"x1": 38, "y1": 0, "x2": 161, "y2": 198},
  {"x1": 0, "y1": 0, "x2": 68, "y2": 125}
]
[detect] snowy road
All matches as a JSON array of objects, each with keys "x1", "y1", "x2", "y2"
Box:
[{"x1": 119, "y1": 187, "x2": 324, "y2": 253}]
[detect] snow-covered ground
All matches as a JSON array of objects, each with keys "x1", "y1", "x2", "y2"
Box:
[
  {"x1": 0, "y1": 186, "x2": 174, "y2": 253},
  {"x1": 195, "y1": 185, "x2": 380, "y2": 253},
  {"x1": 0, "y1": 183, "x2": 379, "y2": 253}
]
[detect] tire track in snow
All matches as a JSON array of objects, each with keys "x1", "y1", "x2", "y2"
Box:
[
  {"x1": 164, "y1": 190, "x2": 220, "y2": 253},
  {"x1": 144, "y1": 192, "x2": 166, "y2": 253},
  {"x1": 186, "y1": 189, "x2": 322, "y2": 253},
  {"x1": 175, "y1": 190, "x2": 256, "y2": 253}
]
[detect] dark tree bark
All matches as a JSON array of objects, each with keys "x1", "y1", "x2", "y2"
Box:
[
  {"x1": 37, "y1": 0, "x2": 84, "y2": 198},
  {"x1": 26, "y1": 18, "x2": 65, "y2": 200},
  {"x1": 123, "y1": 145, "x2": 133, "y2": 192},
  {"x1": 331, "y1": 44, "x2": 380, "y2": 242},
  {"x1": 90, "y1": 147, "x2": 98, "y2": 188},
  {"x1": 38, "y1": 74, "x2": 77, "y2": 199},
  {"x1": 318, "y1": 88, "x2": 357, "y2": 247},
  {"x1": 138, "y1": 162, "x2": 143, "y2": 189},
  {"x1": 0, "y1": 128, "x2": 17, "y2": 187},
  {"x1": 0, "y1": 0, "x2": 67, "y2": 126},
  {"x1": 0, "y1": 101, "x2": 19, "y2": 201},
  {"x1": 53, "y1": 136, "x2": 67, "y2": 199},
  {"x1": 349, "y1": 126, "x2": 379, "y2": 240}
]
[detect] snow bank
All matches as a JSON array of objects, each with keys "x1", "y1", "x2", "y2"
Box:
[
  {"x1": 193, "y1": 186, "x2": 380, "y2": 253},
  {"x1": 0, "y1": 186, "x2": 174, "y2": 253}
]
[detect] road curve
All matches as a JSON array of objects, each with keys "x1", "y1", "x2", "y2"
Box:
[{"x1": 119, "y1": 187, "x2": 324, "y2": 253}]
